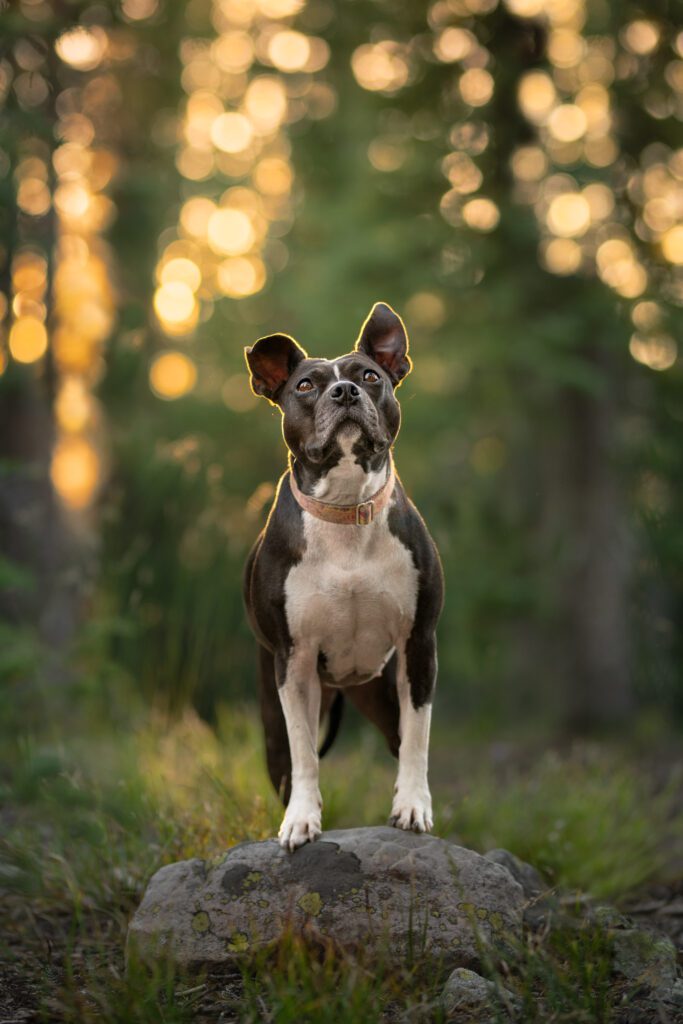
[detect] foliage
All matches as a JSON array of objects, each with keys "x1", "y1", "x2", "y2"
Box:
[{"x1": 2, "y1": 0, "x2": 682, "y2": 726}]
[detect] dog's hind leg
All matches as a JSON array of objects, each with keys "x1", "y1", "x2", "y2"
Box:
[
  {"x1": 257, "y1": 644, "x2": 292, "y2": 805},
  {"x1": 345, "y1": 654, "x2": 400, "y2": 757},
  {"x1": 390, "y1": 632, "x2": 437, "y2": 834}
]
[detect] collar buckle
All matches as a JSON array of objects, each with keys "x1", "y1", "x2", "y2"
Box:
[{"x1": 356, "y1": 500, "x2": 374, "y2": 526}]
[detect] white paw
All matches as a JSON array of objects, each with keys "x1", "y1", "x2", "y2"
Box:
[
  {"x1": 390, "y1": 788, "x2": 433, "y2": 833},
  {"x1": 278, "y1": 795, "x2": 322, "y2": 851}
]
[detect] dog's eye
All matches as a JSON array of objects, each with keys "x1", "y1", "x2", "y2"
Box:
[
  {"x1": 363, "y1": 369, "x2": 380, "y2": 383},
  {"x1": 296, "y1": 378, "x2": 314, "y2": 393}
]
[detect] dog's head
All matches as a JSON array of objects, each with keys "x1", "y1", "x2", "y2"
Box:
[{"x1": 245, "y1": 302, "x2": 411, "y2": 466}]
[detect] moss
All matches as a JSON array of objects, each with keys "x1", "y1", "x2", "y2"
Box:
[
  {"x1": 227, "y1": 931, "x2": 250, "y2": 953},
  {"x1": 297, "y1": 891, "x2": 323, "y2": 917},
  {"x1": 191, "y1": 911, "x2": 210, "y2": 934}
]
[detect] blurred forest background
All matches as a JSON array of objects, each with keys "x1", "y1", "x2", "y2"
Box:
[
  {"x1": 2, "y1": 0, "x2": 683, "y2": 1019},
  {"x1": 1, "y1": 0, "x2": 682, "y2": 733}
]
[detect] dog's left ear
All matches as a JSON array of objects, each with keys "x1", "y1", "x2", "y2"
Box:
[
  {"x1": 245, "y1": 333, "x2": 308, "y2": 404},
  {"x1": 355, "y1": 302, "x2": 412, "y2": 387}
]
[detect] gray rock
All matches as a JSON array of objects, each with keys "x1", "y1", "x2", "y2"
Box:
[
  {"x1": 484, "y1": 849, "x2": 544, "y2": 898},
  {"x1": 612, "y1": 927, "x2": 678, "y2": 993},
  {"x1": 663, "y1": 978, "x2": 683, "y2": 1008},
  {"x1": 485, "y1": 848, "x2": 557, "y2": 929},
  {"x1": 128, "y1": 826, "x2": 524, "y2": 971},
  {"x1": 441, "y1": 967, "x2": 518, "y2": 1023}
]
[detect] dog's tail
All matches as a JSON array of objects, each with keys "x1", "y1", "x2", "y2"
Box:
[{"x1": 318, "y1": 692, "x2": 344, "y2": 758}]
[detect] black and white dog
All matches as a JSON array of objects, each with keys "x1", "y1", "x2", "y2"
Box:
[{"x1": 243, "y1": 302, "x2": 443, "y2": 851}]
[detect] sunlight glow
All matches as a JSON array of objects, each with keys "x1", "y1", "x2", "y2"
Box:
[
  {"x1": 9, "y1": 316, "x2": 48, "y2": 363},
  {"x1": 51, "y1": 436, "x2": 101, "y2": 509},
  {"x1": 150, "y1": 351, "x2": 198, "y2": 399},
  {"x1": 546, "y1": 193, "x2": 591, "y2": 237},
  {"x1": 55, "y1": 27, "x2": 106, "y2": 71},
  {"x1": 351, "y1": 42, "x2": 410, "y2": 94},
  {"x1": 629, "y1": 333, "x2": 677, "y2": 371},
  {"x1": 462, "y1": 198, "x2": 500, "y2": 231}
]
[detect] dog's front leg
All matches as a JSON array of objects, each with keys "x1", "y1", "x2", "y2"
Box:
[
  {"x1": 276, "y1": 646, "x2": 322, "y2": 851},
  {"x1": 390, "y1": 638, "x2": 436, "y2": 833}
]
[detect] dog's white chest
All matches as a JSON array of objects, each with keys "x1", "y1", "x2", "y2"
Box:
[{"x1": 284, "y1": 509, "x2": 418, "y2": 686}]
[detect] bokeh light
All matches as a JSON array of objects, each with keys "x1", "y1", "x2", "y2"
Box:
[
  {"x1": 150, "y1": 351, "x2": 198, "y2": 399},
  {"x1": 462, "y1": 198, "x2": 500, "y2": 231},
  {"x1": 9, "y1": 316, "x2": 48, "y2": 363},
  {"x1": 50, "y1": 436, "x2": 101, "y2": 509}
]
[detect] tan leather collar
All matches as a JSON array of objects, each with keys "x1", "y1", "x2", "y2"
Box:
[{"x1": 289, "y1": 462, "x2": 395, "y2": 526}]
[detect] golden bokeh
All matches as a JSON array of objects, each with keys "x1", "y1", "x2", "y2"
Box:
[
  {"x1": 55, "y1": 27, "x2": 106, "y2": 71},
  {"x1": 459, "y1": 68, "x2": 494, "y2": 107},
  {"x1": 368, "y1": 138, "x2": 406, "y2": 173},
  {"x1": 216, "y1": 255, "x2": 266, "y2": 297},
  {"x1": 543, "y1": 237, "x2": 582, "y2": 275},
  {"x1": 547, "y1": 104, "x2": 587, "y2": 143},
  {"x1": 55, "y1": 377, "x2": 94, "y2": 433},
  {"x1": 9, "y1": 316, "x2": 48, "y2": 363},
  {"x1": 505, "y1": 0, "x2": 545, "y2": 16},
  {"x1": 268, "y1": 30, "x2": 311, "y2": 73},
  {"x1": 582, "y1": 183, "x2": 614, "y2": 221},
  {"x1": 462, "y1": 198, "x2": 500, "y2": 231},
  {"x1": 518, "y1": 72, "x2": 556, "y2": 123},
  {"x1": 178, "y1": 146, "x2": 217, "y2": 180},
  {"x1": 548, "y1": 29, "x2": 584, "y2": 68},
  {"x1": 597, "y1": 240, "x2": 648, "y2": 297},
  {"x1": 511, "y1": 146, "x2": 548, "y2": 182},
  {"x1": 150, "y1": 351, "x2": 198, "y2": 400},
  {"x1": 51, "y1": 436, "x2": 101, "y2": 509},
  {"x1": 629, "y1": 333, "x2": 677, "y2": 371},
  {"x1": 244, "y1": 77, "x2": 287, "y2": 133},
  {"x1": 122, "y1": 0, "x2": 159, "y2": 20},
  {"x1": 661, "y1": 225, "x2": 683, "y2": 265},
  {"x1": 546, "y1": 193, "x2": 591, "y2": 237},
  {"x1": 159, "y1": 257, "x2": 202, "y2": 292},
  {"x1": 210, "y1": 112, "x2": 254, "y2": 154},
  {"x1": 434, "y1": 27, "x2": 475, "y2": 62},
  {"x1": 622, "y1": 20, "x2": 660, "y2": 56},
  {"x1": 212, "y1": 31, "x2": 254, "y2": 73},
  {"x1": 351, "y1": 42, "x2": 410, "y2": 94},
  {"x1": 180, "y1": 197, "x2": 217, "y2": 238},
  {"x1": 443, "y1": 152, "x2": 483, "y2": 194},
  {"x1": 153, "y1": 281, "x2": 198, "y2": 331},
  {"x1": 154, "y1": 0, "x2": 310, "y2": 333},
  {"x1": 257, "y1": 0, "x2": 305, "y2": 16},
  {"x1": 12, "y1": 251, "x2": 47, "y2": 295},
  {"x1": 207, "y1": 208, "x2": 255, "y2": 256},
  {"x1": 632, "y1": 301, "x2": 662, "y2": 330},
  {"x1": 252, "y1": 157, "x2": 293, "y2": 195},
  {"x1": 17, "y1": 177, "x2": 51, "y2": 216}
]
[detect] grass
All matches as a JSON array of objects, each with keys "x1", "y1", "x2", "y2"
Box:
[{"x1": 0, "y1": 702, "x2": 681, "y2": 1022}]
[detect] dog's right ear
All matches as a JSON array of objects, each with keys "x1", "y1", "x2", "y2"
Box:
[{"x1": 245, "y1": 333, "x2": 307, "y2": 404}]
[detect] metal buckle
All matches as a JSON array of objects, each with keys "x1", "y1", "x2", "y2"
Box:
[{"x1": 356, "y1": 500, "x2": 374, "y2": 525}]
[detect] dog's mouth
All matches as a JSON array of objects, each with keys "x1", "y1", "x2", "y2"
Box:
[{"x1": 305, "y1": 405, "x2": 389, "y2": 464}]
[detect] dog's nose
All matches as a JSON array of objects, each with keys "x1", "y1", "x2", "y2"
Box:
[{"x1": 329, "y1": 381, "x2": 360, "y2": 405}]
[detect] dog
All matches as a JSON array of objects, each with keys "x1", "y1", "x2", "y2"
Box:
[{"x1": 243, "y1": 302, "x2": 443, "y2": 851}]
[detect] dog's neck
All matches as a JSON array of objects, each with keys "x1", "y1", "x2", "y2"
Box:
[{"x1": 291, "y1": 427, "x2": 391, "y2": 506}]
